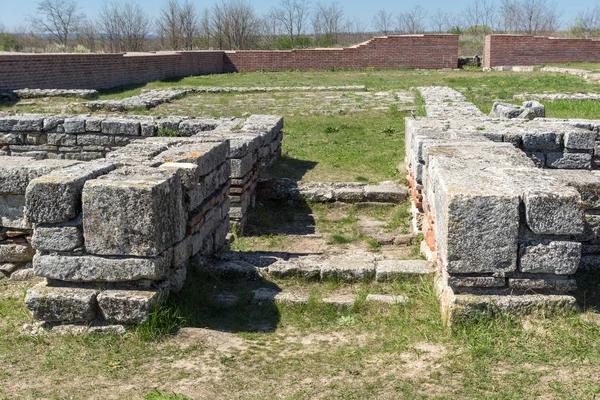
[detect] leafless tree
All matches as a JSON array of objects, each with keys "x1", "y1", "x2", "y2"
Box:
[
  {"x1": 397, "y1": 6, "x2": 428, "y2": 34},
  {"x1": 76, "y1": 19, "x2": 98, "y2": 51},
  {"x1": 372, "y1": 9, "x2": 395, "y2": 35},
  {"x1": 499, "y1": 0, "x2": 560, "y2": 35},
  {"x1": 464, "y1": 0, "x2": 497, "y2": 31},
  {"x1": 270, "y1": 0, "x2": 311, "y2": 46},
  {"x1": 28, "y1": 0, "x2": 85, "y2": 50},
  {"x1": 312, "y1": 1, "x2": 344, "y2": 45},
  {"x1": 430, "y1": 9, "x2": 451, "y2": 33},
  {"x1": 569, "y1": 6, "x2": 600, "y2": 38},
  {"x1": 98, "y1": 1, "x2": 151, "y2": 52},
  {"x1": 157, "y1": 0, "x2": 200, "y2": 50},
  {"x1": 209, "y1": 0, "x2": 260, "y2": 50}
]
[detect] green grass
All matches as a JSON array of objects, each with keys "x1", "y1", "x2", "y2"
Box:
[
  {"x1": 542, "y1": 62, "x2": 600, "y2": 72},
  {"x1": 544, "y1": 99, "x2": 600, "y2": 119}
]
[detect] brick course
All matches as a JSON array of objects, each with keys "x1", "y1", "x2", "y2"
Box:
[
  {"x1": 483, "y1": 35, "x2": 600, "y2": 68},
  {"x1": 0, "y1": 35, "x2": 459, "y2": 90}
]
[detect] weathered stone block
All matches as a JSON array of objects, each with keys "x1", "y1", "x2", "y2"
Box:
[
  {"x1": 33, "y1": 253, "x2": 169, "y2": 282},
  {"x1": 31, "y1": 222, "x2": 83, "y2": 252},
  {"x1": 546, "y1": 152, "x2": 592, "y2": 169},
  {"x1": 82, "y1": 167, "x2": 185, "y2": 257},
  {"x1": 519, "y1": 241, "x2": 581, "y2": 275},
  {"x1": 0, "y1": 194, "x2": 29, "y2": 229},
  {"x1": 63, "y1": 118, "x2": 86, "y2": 133},
  {"x1": 85, "y1": 118, "x2": 103, "y2": 132},
  {"x1": 97, "y1": 289, "x2": 162, "y2": 324},
  {"x1": 564, "y1": 130, "x2": 596, "y2": 150},
  {"x1": 47, "y1": 133, "x2": 77, "y2": 146},
  {"x1": 375, "y1": 260, "x2": 433, "y2": 281},
  {"x1": 522, "y1": 131, "x2": 561, "y2": 151},
  {"x1": 101, "y1": 119, "x2": 140, "y2": 136},
  {"x1": 0, "y1": 242, "x2": 34, "y2": 263},
  {"x1": 25, "y1": 282, "x2": 98, "y2": 322},
  {"x1": 0, "y1": 133, "x2": 25, "y2": 145},
  {"x1": 524, "y1": 189, "x2": 583, "y2": 235},
  {"x1": 230, "y1": 154, "x2": 254, "y2": 178},
  {"x1": 320, "y1": 259, "x2": 375, "y2": 281},
  {"x1": 0, "y1": 157, "x2": 78, "y2": 195},
  {"x1": 448, "y1": 276, "x2": 506, "y2": 288},
  {"x1": 76, "y1": 134, "x2": 114, "y2": 146},
  {"x1": 0, "y1": 116, "x2": 43, "y2": 132},
  {"x1": 158, "y1": 162, "x2": 200, "y2": 189},
  {"x1": 508, "y1": 278, "x2": 577, "y2": 292},
  {"x1": 26, "y1": 162, "x2": 115, "y2": 223},
  {"x1": 524, "y1": 151, "x2": 545, "y2": 168}
]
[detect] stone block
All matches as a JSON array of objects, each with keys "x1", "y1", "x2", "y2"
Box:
[
  {"x1": 25, "y1": 282, "x2": 98, "y2": 322},
  {"x1": 230, "y1": 153, "x2": 254, "y2": 178},
  {"x1": 63, "y1": 118, "x2": 86, "y2": 133},
  {"x1": 42, "y1": 117, "x2": 64, "y2": 132},
  {"x1": 76, "y1": 134, "x2": 114, "y2": 146},
  {"x1": 85, "y1": 118, "x2": 103, "y2": 132},
  {"x1": 0, "y1": 194, "x2": 29, "y2": 229},
  {"x1": 101, "y1": 119, "x2": 140, "y2": 135},
  {"x1": 140, "y1": 121, "x2": 157, "y2": 137},
  {"x1": 105, "y1": 142, "x2": 168, "y2": 165},
  {"x1": 0, "y1": 242, "x2": 34, "y2": 263},
  {"x1": 31, "y1": 222, "x2": 83, "y2": 252},
  {"x1": 0, "y1": 157, "x2": 79, "y2": 195},
  {"x1": 546, "y1": 152, "x2": 592, "y2": 169},
  {"x1": 519, "y1": 241, "x2": 581, "y2": 275},
  {"x1": 178, "y1": 119, "x2": 219, "y2": 135},
  {"x1": 26, "y1": 162, "x2": 115, "y2": 224},
  {"x1": 508, "y1": 278, "x2": 577, "y2": 292},
  {"x1": 524, "y1": 151, "x2": 545, "y2": 168},
  {"x1": 97, "y1": 289, "x2": 162, "y2": 324},
  {"x1": 334, "y1": 187, "x2": 365, "y2": 203},
  {"x1": 320, "y1": 259, "x2": 375, "y2": 281},
  {"x1": 524, "y1": 189, "x2": 583, "y2": 235},
  {"x1": 47, "y1": 133, "x2": 77, "y2": 146},
  {"x1": 0, "y1": 133, "x2": 25, "y2": 145},
  {"x1": 267, "y1": 259, "x2": 321, "y2": 280},
  {"x1": 172, "y1": 236, "x2": 192, "y2": 270},
  {"x1": 82, "y1": 167, "x2": 185, "y2": 257},
  {"x1": 0, "y1": 115, "x2": 43, "y2": 132},
  {"x1": 564, "y1": 130, "x2": 596, "y2": 150},
  {"x1": 375, "y1": 260, "x2": 433, "y2": 281},
  {"x1": 33, "y1": 252, "x2": 169, "y2": 282},
  {"x1": 159, "y1": 162, "x2": 200, "y2": 189},
  {"x1": 522, "y1": 131, "x2": 561, "y2": 151},
  {"x1": 490, "y1": 102, "x2": 524, "y2": 119}
]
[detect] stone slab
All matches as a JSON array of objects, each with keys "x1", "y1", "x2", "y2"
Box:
[
  {"x1": 97, "y1": 289, "x2": 162, "y2": 324},
  {"x1": 25, "y1": 282, "x2": 98, "y2": 322}
]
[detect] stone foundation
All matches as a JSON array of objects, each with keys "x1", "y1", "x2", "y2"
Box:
[{"x1": 407, "y1": 86, "x2": 600, "y2": 323}]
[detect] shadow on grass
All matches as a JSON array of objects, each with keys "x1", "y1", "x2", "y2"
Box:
[{"x1": 575, "y1": 268, "x2": 600, "y2": 312}]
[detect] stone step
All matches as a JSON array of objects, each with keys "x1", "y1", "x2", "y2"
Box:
[
  {"x1": 208, "y1": 253, "x2": 434, "y2": 282},
  {"x1": 251, "y1": 288, "x2": 408, "y2": 308}
]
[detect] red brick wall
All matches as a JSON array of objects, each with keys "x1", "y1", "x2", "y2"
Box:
[
  {"x1": 224, "y1": 35, "x2": 459, "y2": 72},
  {"x1": 0, "y1": 35, "x2": 459, "y2": 90},
  {"x1": 0, "y1": 51, "x2": 224, "y2": 90},
  {"x1": 483, "y1": 35, "x2": 600, "y2": 68}
]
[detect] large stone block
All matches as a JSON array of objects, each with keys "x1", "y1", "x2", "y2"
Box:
[
  {"x1": 25, "y1": 282, "x2": 98, "y2": 322},
  {"x1": 26, "y1": 162, "x2": 115, "y2": 223},
  {"x1": 519, "y1": 241, "x2": 581, "y2": 275},
  {"x1": 522, "y1": 131, "x2": 561, "y2": 151},
  {"x1": 0, "y1": 157, "x2": 79, "y2": 195},
  {"x1": 0, "y1": 242, "x2": 35, "y2": 263},
  {"x1": 31, "y1": 222, "x2": 83, "y2": 252},
  {"x1": 524, "y1": 189, "x2": 583, "y2": 235},
  {"x1": 97, "y1": 289, "x2": 163, "y2": 324},
  {"x1": 564, "y1": 130, "x2": 596, "y2": 150},
  {"x1": 154, "y1": 140, "x2": 229, "y2": 177},
  {"x1": 101, "y1": 119, "x2": 140, "y2": 135},
  {"x1": 546, "y1": 170, "x2": 600, "y2": 210},
  {"x1": 0, "y1": 115, "x2": 43, "y2": 132},
  {"x1": 82, "y1": 167, "x2": 185, "y2": 257},
  {"x1": 546, "y1": 152, "x2": 592, "y2": 169},
  {"x1": 33, "y1": 252, "x2": 169, "y2": 282}
]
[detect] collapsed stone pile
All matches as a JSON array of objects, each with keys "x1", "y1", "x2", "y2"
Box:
[
  {"x1": 406, "y1": 86, "x2": 600, "y2": 322},
  {"x1": 0, "y1": 113, "x2": 282, "y2": 326},
  {"x1": 490, "y1": 100, "x2": 545, "y2": 120}
]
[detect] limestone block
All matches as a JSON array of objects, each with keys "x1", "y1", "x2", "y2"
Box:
[
  {"x1": 159, "y1": 162, "x2": 200, "y2": 189},
  {"x1": 546, "y1": 170, "x2": 600, "y2": 210},
  {"x1": 0, "y1": 157, "x2": 79, "y2": 195},
  {"x1": 172, "y1": 236, "x2": 192, "y2": 269},
  {"x1": 33, "y1": 252, "x2": 169, "y2": 282},
  {"x1": 25, "y1": 282, "x2": 98, "y2": 322},
  {"x1": 154, "y1": 140, "x2": 229, "y2": 176},
  {"x1": 26, "y1": 162, "x2": 115, "y2": 224},
  {"x1": 105, "y1": 142, "x2": 168, "y2": 165},
  {"x1": 0, "y1": 242, "x2": 34, "y2": 263},
  {"x1": 564, "y1": 130, "x2": 596, "y2": 150},
  {"x1": 0, "y1": 194, "x2": 30, "y2": 229},
  {"x1": 97, "y1": 289, "x2": 162, "y2": 324},
  {"x1": 522, "y1": 131, "x2": 561, "y2": 151},
  {"x1": 546, "y1": 152, "x2": 592, "y2": 169},
  {"x1": 85, "y1": 118, "x2": 104, "y2": 132},
  {"x1": 490, "y1": 102, "x2": 524, "y2": 119},
  {"x1": 63, "y1": 118, "x2": 86, "y2": 134},
  {"x1": 178, "y1": 119, "x2": 219, "y2": 135},
  {"x1": 230, "y1": 153, "x2": 254, "y2": 179},
  {"x1": 31, "y1": 222, "x2": 83, "y2": 252},
  {"x1": 508, "y1": 277, "x2": 577, "y2": 292},
  {"x1": 76, "y1": 134, "x2": 114, "y2": 146},
  {"x1": 0, "y1": 115, "x2": 43, "y2": 132},
  {"x1": 375, "y1": 260, "x2": 433, "y2": 281},
  {"x1": 448, "y1": 276, "x2": 506, "y2": 289},
  {"x1": 267, "y1": 259, "x2": 321, "y2": 280},
  {"x1": 101, "y1": 119, "x2": 140, "y2": 135},
  {"x1": 320, "y1": 259, "x2": 375, "y2": 281},
  {"x1": 47, "y1": 133, "x2": 77, "y2": 146},
  {"x1": 521, "y1": 101, "x2": 545, "y2": 118},
  {"x1": 519, "y1": 241, "x2": 581, "y2": 275},
  {"x1": 0, "y1": 133, "x2": 25, "y2": 145},
  {"x1": 42, "y1": 117, "x2": 64, "y2": 132},
  {"x1": 82, "y1": 167, "x2": 185, "y2": 257},
  {"x1": 524, "y1": 189, "x2": 583, "y2": 235}
]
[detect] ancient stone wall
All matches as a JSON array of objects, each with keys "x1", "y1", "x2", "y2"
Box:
[
  {"x1": 483, "y1": 35, "x2": 600, "y2": 68},
  {"x1": 406, "y1": 87, "x2": 600, "y2": 322},
  {"x1": 0, "y1": 36, "x2": 459, "y2": 90}
]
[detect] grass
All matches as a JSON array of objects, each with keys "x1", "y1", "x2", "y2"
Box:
[{"x1": 542, "y1": 62, "x2": 600, "y2": 72}]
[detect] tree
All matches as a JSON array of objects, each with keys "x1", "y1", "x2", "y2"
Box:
[
  {"x1": 209, "y1": 0, "x2": 260, "y2": 50},
  {"x1": 98, "y1": 1, "x2": 151, "y2": 52},
  {"x1": 430, "y1": 9, "x2": 451, "y2": 33},
  {"x1": 28, "y1": 0, "x2": 85, "y2": 51},
  {"x1": 372, "y1": 9, "x2": 395, "y2": 35},
  {"x1": 499, "y1": 0, "x2": 560, "y2": 35},
  {"x1": 464, "y1": 0, "x2": 497, "y2": 32},
  {"x1": 157, "y1": 0, "x2": 201, "y2": 50},
  {"x1": 270, "y1": 0, "x2": 311, "y2": 47},
  {"x1": 397, "y1": 6, "x2": 428, "y2": 34},
  {"x1": 568, "y1": 6, "x2": 600, "y2": 38},
  {"x1": 312, "y1": 1, "x2": 344, "y2": 45}
]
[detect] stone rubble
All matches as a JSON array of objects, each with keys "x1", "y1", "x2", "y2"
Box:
[{"x1": 0, "y1": 89, "x2": 99, "y2": 100}]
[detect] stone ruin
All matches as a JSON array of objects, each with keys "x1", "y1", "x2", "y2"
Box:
[
  {"x1": 407, "y1": 86, "x2": 600, "y2": 323},
  {"x1": 0, "y1": 113, "x2": 282, "y2": 326}
]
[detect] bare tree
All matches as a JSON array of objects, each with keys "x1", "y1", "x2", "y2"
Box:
[
  {"x1": 76, "y1": 19, "x2": 98, "y2": 51},
  {"x1": 569, "y1": 6, "x2": 600, "y2": 38},
  {"x1": 312, "y1": 1, "x2": 344, "y2": 45},
  {"x1": 372, "y1": 9, "x2": 395, "y2": 35},
  {"x1": 464, "y1": 0, "x2": 497, "y2": 31},
  {"x1": 430, "y1": 9, "x2": 451, "y2": 33},
  {"x1": 98, "y1": 1, "x2": 151, "y2": 52},
  {"x1": 270, "y1": 0, "x2": 311, "y2": 47},
  {"x1": 397, "y1": 6, "x2": 428, "y2": 34},
  {"x1": 157, "y1": 0, "x2": 200, "y2": 50},
  {"x1": 499, "y1": 0, "x2": 560, "y2": 35},
  {"x1": 28, "y1": 0, "x2": 85, "y2": 50},
  {"x1": 209, "y1": 0, "x2": 260, "y2": 50}
]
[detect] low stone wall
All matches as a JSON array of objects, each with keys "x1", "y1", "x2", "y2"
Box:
[
  {"x1": 406, "y1": 86, "x2": 600, "y2": 322},
  {"x1": 483, "y1": 35, "x2": 600, "y2": 68},
  {"x1": 0, "y1": 114, "x2": 283, "y2": 232}
]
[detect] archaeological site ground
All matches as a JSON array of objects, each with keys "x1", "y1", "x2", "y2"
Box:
[{"x1": 1, "y1": 35, "x2": 600, "y2": 399}]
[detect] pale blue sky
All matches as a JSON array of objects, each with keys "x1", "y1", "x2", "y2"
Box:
[{"x1": 0, "y1": 0, "x2": 596, "y2": 32}]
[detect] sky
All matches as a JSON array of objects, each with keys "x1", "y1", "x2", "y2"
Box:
[{"x1": 0, "y1": 0, "x2": 597, "y2": 32}]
